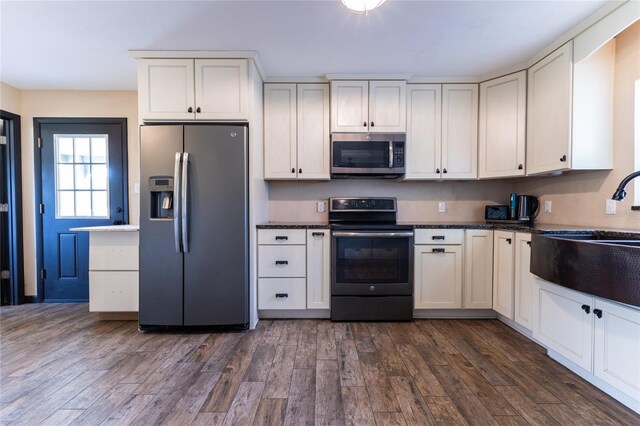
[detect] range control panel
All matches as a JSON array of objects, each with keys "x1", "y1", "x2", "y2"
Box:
[{"x1": 330, "y1": 198, "x2": 397, "y2": 212}]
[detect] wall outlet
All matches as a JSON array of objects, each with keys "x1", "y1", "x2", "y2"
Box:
[
  {"x1": 316, "y1": 201, "x2": 326, "y2": 213},
  {"x1": 438, "y1": 201, "x2": 446, "y2": 213},
  {"x1": 544, "y1": 200, "x2": 552, "y2": 213},
  {"x1": 605, "y1": 199, "x2": 617, "y2": 215}
]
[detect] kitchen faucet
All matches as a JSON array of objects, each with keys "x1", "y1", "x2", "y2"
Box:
[{"x1": 611, "y1": 170, "x2": 640, "y2": 201}]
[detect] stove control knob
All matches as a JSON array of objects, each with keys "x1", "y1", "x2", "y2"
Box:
[{"x1": 369, "y1": 286, "x2": 375, "y2": 292}]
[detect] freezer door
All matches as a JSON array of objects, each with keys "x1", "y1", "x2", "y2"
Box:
[
  {"x1": 139, "y1": 125, "x2": 184, "y2": 327},
  {"x1": 183, "y1": 125, "x2": 249, "y2": 326}
]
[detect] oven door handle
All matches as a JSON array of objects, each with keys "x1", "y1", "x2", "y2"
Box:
[{"x1": 332, "y1": 231, "x2": 414, "y2": 238}]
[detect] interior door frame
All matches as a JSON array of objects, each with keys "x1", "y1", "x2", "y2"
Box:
[
  {"x1": 33, "y1": 117, "x2": 128, "y2": 302},
  {"x1": 0, "y1": 110, "x2": 24, "y2": 305}
]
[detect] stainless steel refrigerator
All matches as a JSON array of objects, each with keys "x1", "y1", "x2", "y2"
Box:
[{"x1": 139, "y1": 124, "x2": 249, "y2": 329}]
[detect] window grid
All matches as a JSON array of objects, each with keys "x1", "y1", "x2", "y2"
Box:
[{"x1": 54, "y1": 134, "x2": 110, "y2": 219}]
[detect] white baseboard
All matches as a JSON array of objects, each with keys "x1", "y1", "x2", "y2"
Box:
[
  {"x1": 413, "y1": 309, "x2": 497, "y2": 319},
  {"x1": 258, "y1": 309, "x2": 331, "y2": 319}
]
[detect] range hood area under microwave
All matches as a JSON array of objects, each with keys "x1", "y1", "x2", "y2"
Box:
[{"x1": 330, "y1": 133, "x2": 406, "y2": 178}]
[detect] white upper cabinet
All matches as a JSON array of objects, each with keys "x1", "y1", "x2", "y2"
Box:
[
  {"x1": 137, "y1": 58, "x2": 249, "y2": 122},
  {"x1": 478, "y1": 71, "x2": 526, "y2": 178},
  {"x1": 194, "y1": 59, "x2": 248, "y2": 120},
  {"x1": 264, "y1": 83, "x2": 330, "y2": 180},
  {"x1": 331, "y1": 80, "x2": 406, "y2": 133},
  {"x1": 441, "y1": 84, "x2": 479, "y2": 179},
  {"x1": 297, "y1": 84, "x2": 331, "y2": 179},
  {"x1": 406, "y1": 83, "x2": 477, "y2": 180},
  {"x1": 369, "y1": 81, "x2": 407, "y2": 132},
  {"x1": 264, "y1": 84, "x2": 297, "y2": 179},
  {"x1": 405, "y1": 84, "x2": 442, "y2": 179},
  {"x1": 138, "y1": 59, "x2": 195, "y2": 121},
  {"x1": 527, "y1": 40, "x2": 614, "y2": 175}
]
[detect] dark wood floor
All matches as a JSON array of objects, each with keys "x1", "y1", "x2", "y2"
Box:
[{"x1": 1, "y1": 304, "x2": 638, "y2": 425}]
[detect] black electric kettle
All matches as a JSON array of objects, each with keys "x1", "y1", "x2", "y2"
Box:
[{"x1": 517, "y1": 195, "x2": 539, "y2": 221}]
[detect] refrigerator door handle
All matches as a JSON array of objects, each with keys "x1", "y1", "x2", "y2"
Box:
[
  {"x1": 181, "y1": 152, "x2": 190, "y2": 253},
  {"x1": 173, "y1": 152, "x2": 182, "y2": 253}
]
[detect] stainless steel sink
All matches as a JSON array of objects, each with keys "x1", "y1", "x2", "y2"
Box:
[{"x1": 530, "y1": 233, "x2": 640, "y2": 308}]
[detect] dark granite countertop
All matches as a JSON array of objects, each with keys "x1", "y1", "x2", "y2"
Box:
[{"x1": 257, "y1": 222, "x2": 640, "y2": 237}]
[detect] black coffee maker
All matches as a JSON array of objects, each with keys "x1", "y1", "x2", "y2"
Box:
[{"x1": 517, "y1": 195, "x2": 539, "y2": 221}]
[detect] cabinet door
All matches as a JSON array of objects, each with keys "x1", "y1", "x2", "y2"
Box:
[
  {"x1": 264, "y1": 84, "x2": 297, "y2": 179},
  {"x1": 514, "y1": 233, "x2": 535, "y2": 330},
  {"x1": 463, "y1": 230, "x2": 493, "y2": 309},
  {"x1": 414, "y1": 245, "x2": 462, "y2": 309},
  {"x1": 493, "y1": 231, "x2": 515, "y2": 319},
  {"x1": 405, "y1": 85, "x2": 442, "y2": 179},
  {"x1": 306, "y1": 230, "x2": 330, "y2": 309},
  {"x1": 194, "y1": 59, "x2": 248, "y2": 120},
  {"x1": 534, "y1": 278, "x2": 594, "y2": 371},
  {"x1": 526, "y1": 41, "x2": 573, "y2": 175},
  {"x1": 478, "y1": 71, "x2": 526, "y2": 178},
  {"x1": 593, "y1": 298, "x2": 640, "y2": 400},
  {"x1": 138, "y1": 59, "x2": 195, "y2": 121},
  {"x1": 297, "y1": 84, "x2": 330, "y2": 180},
  {"x1": 441, "y1": 84, "x2": 478, "y2": 179},
  {"x1": 330, "y1": 81, "x2": 369, "y2": 132},
  {"x1": 369, "y1": 81, "x2": 406, "y2": 133}
]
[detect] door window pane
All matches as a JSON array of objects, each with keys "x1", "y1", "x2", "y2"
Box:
[{"x1": 54, "y1": 134, "x2": 110, "y2": 218}]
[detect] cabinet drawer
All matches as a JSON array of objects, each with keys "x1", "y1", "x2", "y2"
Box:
[
  {"x1": 89, "y1": 271, "x2": 138, "y2": 312},
  {"x1": 415, "y1": 229, "x2": 463, "y2": 245},
  {"x1": 258, "y1": 229, "x2": 306, "y2": 245},
  {"x1": 259, "y1": 245, "x2": 306, "y2": 277},
  {"x1": 258, "y1": 278, "x2": 306, "y2": 310}
]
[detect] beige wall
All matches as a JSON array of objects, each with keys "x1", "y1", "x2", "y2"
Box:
[
  {"x1": 269, "y1": 180, "x2": 513, "y2": 223},
  {"x1": 19, "y1": 90, "x2": 139, "y2": 296},
  {"x1": 0, "y1": 82, "x2": 22, "y2": 114},
  {"x1": 514, "y1": 21, "x2": 640, "y2": 230}
]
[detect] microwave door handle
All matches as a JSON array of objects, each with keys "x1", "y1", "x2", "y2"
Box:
[{"x1": 389, "y1": 141, "x2": 393, "y2": 168}]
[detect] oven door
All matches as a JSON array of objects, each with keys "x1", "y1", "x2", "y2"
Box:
[{"x1": 332, "y1": 231, "x2": 414, "y2": 296}]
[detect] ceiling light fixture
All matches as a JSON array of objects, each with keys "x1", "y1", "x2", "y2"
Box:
[{"x1": 341, "y1": 0, "x2": 387, "y2": 15}]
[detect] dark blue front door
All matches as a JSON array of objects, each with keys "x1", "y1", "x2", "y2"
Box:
[{"x1": 39, "y1": 121, "x2": 127, "y2": 302}]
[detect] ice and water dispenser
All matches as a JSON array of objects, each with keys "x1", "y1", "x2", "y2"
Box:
[{"x1": 149, "y1": 177, "x2": 174, "y2": 219}]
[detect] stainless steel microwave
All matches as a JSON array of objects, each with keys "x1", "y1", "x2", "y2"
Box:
[{"x1": 330, "y1": 133, "x2": 405, "y2": 178}]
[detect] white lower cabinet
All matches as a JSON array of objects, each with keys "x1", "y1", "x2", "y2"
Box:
[
  {"x1": 534, "y1": 278, "x2": 594, "y2": 371},
  {"x1": 306, "y1": 230, "x2": 330, "y2": 309},
  {"x1": 257, "y1": 228, "x2": 330, "y2": 312},
  {"x1": 534, "y1": 278, "x2": 640, "y2": 405},
  {"x1": 593, "y1": 298, "x2": 640, "y2": 400},
  {"x1": 88, "y1": 231, "x2": 139, "y2": 313},
  {"x1": 514, "y1": 232, "x2": 535, "y2": 330},
  {"x1": 414, "y1": 229, "x2": 463, "y2": 309},
  {"x1": 463, "y1": 230, "x2": 493, "y2": 309},
  {"x1": 493, "y1": 231, "x2": 515, "y2": 319}
]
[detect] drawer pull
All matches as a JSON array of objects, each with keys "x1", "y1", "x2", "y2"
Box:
[
  {"x1": 275, "y1": 260, "x2": 288, "y2": 265},
  {"x1": 275, "y1": 293, "x2": 289, "y2": 298},
  {"x1": 312, "y1": 232, "x2": 325, "y2": 237},
  {"x1": 432, "y1": 236, "x2": 445, "y2": 240},
  {"x1": 432, "y1": 248, "x2": 445, "y2": 253},
  {"x1": 275, "y1": 236, "x2": 288, "y2": 241}
]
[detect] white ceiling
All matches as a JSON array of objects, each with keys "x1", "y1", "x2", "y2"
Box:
[{"x1": 0, "y1": 0, "x2": 613, "y2": 91}]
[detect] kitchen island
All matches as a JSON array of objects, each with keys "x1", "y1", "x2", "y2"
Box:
[{"x1": 70, "y1": 225, "x2": 139, "y2": 319}]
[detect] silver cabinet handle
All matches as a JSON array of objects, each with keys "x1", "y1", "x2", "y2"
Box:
[
  {"x1": 181, "y1": 152, "x2": 190, "y2": 253},
  {"x1": 173, "y1": 152, "x2": 182, "y2": 253},
  {"x1": 389, "y1": 141, "x2": 393, "y2": 168}
]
